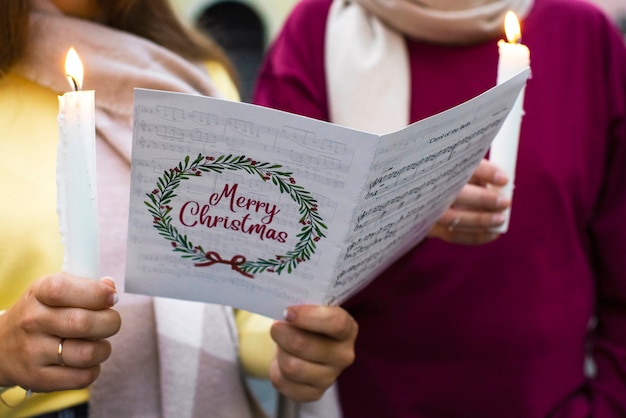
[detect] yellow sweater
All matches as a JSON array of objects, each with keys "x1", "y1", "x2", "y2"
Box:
[
  {"x1": 0, "y1": 72, "x2": 86, "y2": 417},
  {"x1": 0, "y1": 62, "x2": 274, "y2": 416}
]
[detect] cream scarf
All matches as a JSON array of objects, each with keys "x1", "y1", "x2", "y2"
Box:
[
  {"x1": 15, "y1": 1, "x2": 266, "y2": 417},
  {"x1": 326, "y1": 0, "x2": 534, "y2": 133}
]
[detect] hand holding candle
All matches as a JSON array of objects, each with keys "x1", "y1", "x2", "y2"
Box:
[
  {"x1": 57, "y1": 47, "x2": 100, "y2": 278},
  {"x1": 489, "y1": 11, "x2": 530, "y2": 233}
]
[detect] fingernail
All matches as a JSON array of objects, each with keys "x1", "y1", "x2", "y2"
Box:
[
  {"x1": 108, "y1": 292, "x2": 119, "y2": 307},
  {"x1": 282, "y1": 308, "x2": 295, "y2": 322},
  {"x1": 101, "y1": 276, "x2": 116, "y2": 289}
]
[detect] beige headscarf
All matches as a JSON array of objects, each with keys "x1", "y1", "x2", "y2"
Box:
[{"x1": 325, "y1": 0, "x2": 534, "y2": 133}]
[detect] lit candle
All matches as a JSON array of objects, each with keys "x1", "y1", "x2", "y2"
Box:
[
  {"x1": 56, "y1": 47, "x2": 99, "y2": 278},
  {"x1": 489, "y1": 11, "x2": 530, "y2": 233}
]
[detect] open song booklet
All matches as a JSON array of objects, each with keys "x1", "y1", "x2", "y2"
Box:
[{"x1": 125, "y1": 69, "x2": 529, "y2": 319}]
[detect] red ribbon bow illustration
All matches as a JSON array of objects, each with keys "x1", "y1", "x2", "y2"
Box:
[{"x1": 194, "y1": 251, "x2": 254, "y2": 279}]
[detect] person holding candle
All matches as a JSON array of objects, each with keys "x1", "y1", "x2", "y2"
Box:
[
  {"x1": 252, "y1": 0, "x2": 626, "y2": 416},
  {"x1": 0, "y1": 0, "x2": 359, "y2": 417}
]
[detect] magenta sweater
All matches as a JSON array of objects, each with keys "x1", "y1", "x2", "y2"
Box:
[{"x1": 253, "y1": 0, "x2": 626, "y2": 416}]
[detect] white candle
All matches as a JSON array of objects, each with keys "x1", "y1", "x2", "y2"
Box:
[
  {"x1": 56, "y1": 47, "x2": 99, "y2": 278},
  {"x1": 489, "y1": 11, "x2": 530, "y2": 233}
]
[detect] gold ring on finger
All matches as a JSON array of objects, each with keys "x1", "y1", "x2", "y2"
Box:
[{"x1": 57, "y1": 338, "x2": 66, "y2": 366}]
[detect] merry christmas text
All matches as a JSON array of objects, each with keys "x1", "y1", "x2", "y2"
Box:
[{"x1": 179, "y1": 183, "x2": 287, "y2": 243}]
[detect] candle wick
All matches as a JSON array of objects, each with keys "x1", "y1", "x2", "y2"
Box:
[{"x1": 66, "y1": 75, "x2": 80, "y2": 92}]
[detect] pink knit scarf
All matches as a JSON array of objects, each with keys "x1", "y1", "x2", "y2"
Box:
[
  {"x1": 17, "y1": 0, "x2": 220, "y2": 163},
  {"x1": 13, "y1": 2, "x2": 265, "y2": 417}
]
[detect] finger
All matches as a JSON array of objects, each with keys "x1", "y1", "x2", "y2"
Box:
[
  {"x1": 271, "y1": 322, "x2": 327, "y2": 363},
  {"x1": 269, "y1": 356, "x2": 331, "y2": 403},
  {"x1": 272, "y1": 349, "x2": 335, "y2": 387},
  {"x1": 21, "y1": 304, "x2": 122, "y2": 341},
  {"x1": 270, "y1": 375, "x2": 325, "y2": 403},
  {"x1": 53, "y1": 307, "x2": 122, "y2": 340},
  {"x1": 469, "y1": 159, "x2": 508, "y2": 187},
  {"x1": 33, "y1": 273, "x2": 119, "y2": 310},
  {"x1": 281, "y1": 305, "x2": 358, "y2": 341},
  {"x1": 451, "y1": 184, "x2": 510, "y2": 212},
  {"x1": 51, "y1": 337, "x2": 112, "y2": 368},
  {"x1": 6, "y1": 335, "x2": 106, "y2": 392},
  {"x1": 429, "y1": 224, "x2": 500, "y2": 245},
  {"x1": 26, "y1": 364, "x2": 102, "y2": 393},
  {"x1": 271, "y1": 323, "x2": 355, "y2": 369},
  {"x1": 439, "y1": 206, "x2": 506, "y2": 229},
  {"x1": 272, "y1": 382, "x2": 324, "y2": 403}
]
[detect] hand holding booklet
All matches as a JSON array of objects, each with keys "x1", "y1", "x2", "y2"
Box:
[{"x1": 125, "y1": 69, "x2": 529, "y2": 318}]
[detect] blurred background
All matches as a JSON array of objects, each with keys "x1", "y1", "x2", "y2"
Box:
[
  {"x1": 170, "y1": 0, "x2": 298, "y2": 102},
  {"x1": 169, "y1": 0, "x2": 626, "y2": 103}
]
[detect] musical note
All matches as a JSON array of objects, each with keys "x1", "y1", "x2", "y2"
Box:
[
  {"x1": 189, "y1": 110, "x2": 218, "y2": 126},
  {"x1": 156, "y1": 105, "x2": 185, "y2": 121}
]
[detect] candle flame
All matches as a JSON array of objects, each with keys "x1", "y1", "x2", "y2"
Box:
[
  {"x1": 64, "y1": 47, "x2": 84, "y2": 91},
  {"x1": 504, "y1": 11, "x2": 522, "y2": 44}
]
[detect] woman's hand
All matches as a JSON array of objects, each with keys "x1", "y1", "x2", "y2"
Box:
[
  {"x1": 0, "y1": 274, "x2": 121, "y2": 392},
  {"x1": 269, "y1": 305, "x2": 358, "y2": 403},
  {"x1": 429, "y1": 159, "x2": 510, "y2": 245}
]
